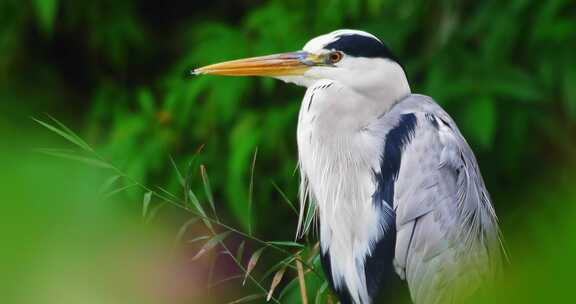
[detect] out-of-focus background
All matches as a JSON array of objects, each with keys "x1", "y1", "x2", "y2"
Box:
[{"x1": 1, "y1": 1, "x2": 575, "y2": 303}]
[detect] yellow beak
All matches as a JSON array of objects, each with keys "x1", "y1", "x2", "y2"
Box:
[{"x1": 192, "y1": 51, "x2": 319, "y2": 77}]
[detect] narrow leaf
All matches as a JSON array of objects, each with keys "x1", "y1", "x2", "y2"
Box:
[
  {"x1": 169, "y1": 156, "x2": 186, "y2": 187},
  {"x1": 98, "y1": 175, "x2": 122, "y2": 195},
  {"x1": 175, "y1": 218, "x2": 199, "y2": 242},
  {"x1": 267, "y1": 241, "x2": 304, "y2": 248},
  {"x1": 188, "y1": 190, "x2": 212, "y2": 229},
  {"x1": 186, "y1": 235, "x2": 210, "y2": 243},
  {"x1": 209, "y1": 275, "x2": 242, "y2": 289},
  {"x1": 145, "y1": 202, "x2": 167, "y2": 223},
  {"x1": 267, "y1": 267, "x2": 286, "y2": 301},
  {"x1": 33, "y1": 117, "x2": 91, "y2": 151},
  {"x1": 271, "y1": 181, "x2": 298, "y2": 215},
  {"x1": 104, "y1": 183, "x2": 138, "y2": 199},
  {"x1": 142, "y1": 191, "x2": 153, "y2": 219},
  {"x1": 244, "y1": 247, "x2": 266, "y2": 285},
  {"x1": 38, "y1": 149, "x2": 113, "y2": 169},
  {"x1": 236, "y1": 240, "x2": 246, "y2": 263},
  {"x1": 247, "y1": 148, "x2": 258, "y2": 235},
  {"x1": 315, "y1": 282, "x2": 328, "y2": 304},
  {"x1": 47, "y1": 115, "x2": 92, "y2": 151},
  {"x1": 191, "y1": 231, "x2": 231, "y2": 261},
  {"x1": 200, "y1": 165, "x2": 217, "y2": 218},
  {"x1": 227, "y1": 294, "x2": 264, "y2": 304}
]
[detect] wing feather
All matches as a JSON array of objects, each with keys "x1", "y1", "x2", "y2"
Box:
[{"x1": 378, "y1": 95, "x2": 502, "y2": 304}]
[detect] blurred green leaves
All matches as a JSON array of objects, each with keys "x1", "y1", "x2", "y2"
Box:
[{"x1": 33, "y1": 0, "x2": 58, "y2": 34}]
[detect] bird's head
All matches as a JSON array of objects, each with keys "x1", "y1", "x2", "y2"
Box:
[{"x1": 193, "y1": 29, "x2": 410, "y2": 99}]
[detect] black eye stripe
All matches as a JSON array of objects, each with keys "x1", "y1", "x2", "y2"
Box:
[{"x1": 324, "y1": 34, "x2": 400, "y2": 63}]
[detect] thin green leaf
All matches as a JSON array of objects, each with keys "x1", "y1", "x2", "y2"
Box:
[
  {"x1": 184, "y1": 144, "x2": 205, "y2": 207},
  {"x1": 271, "y1": 181, "x2": 298, "y2": 215},
  {"x1": 236, "y1": 240, "x2": 246, "y2": 263},
  {"x1": 33, "y1": 117, "x2": 91, "y2": 151},
  {"x1": 260, "y1": 255, "x2": 297, "y2": 282},
  {"x1": 188, "y1": 190, "x2": 212, "y2": 229},
  {"x1": 47, "y1": 115, "x2": 93, "y2": 151},
  {"x1": 98, "y1": 175, "x2": 122, "y2": 195},
  {"x1": 191, "y1": 231, "x2": 231, "y2": 261},
  {"x1": 303, "y1": 200, "x2": 316, "y2": 237},
  {"x1": 200, "y1": 165, "x2": 218, "y2": 219},
  {"x1": 104, "y1": 183, "x2": 138, "y2": 199},
  {"x1": 169, "y1": 156, "x2": 186, "y2": 187},
  {"x1": 37, "y1": 149, "x2": 113, "y2": 169},
  {"x1": 142, "y1": 191, "x2": 153, "y2": 219},
  {"x1": 315, "y1": 282, "x2": 328, "y2": 304},
  {"x1": 175, "y1": 218, "x2": 199, "y2": 243},
  {"x1": 227, "y1": 294, "x2": 264, "y2": 304},
  {"x1": 156, "y1": 186, "x2": 180, "y2": 201},
  {"x1": 266, "y1": 241, "x2": 304, "y2": 248},
  {"x1": 247, "y1": 148, "x2": 258, "y2": 235},
  {"x1": 145, "y1": 202, "x2": 167, "y2": 223},
  {"x1": 209, "y1": 275, "x2": 242, "y2": 289}
]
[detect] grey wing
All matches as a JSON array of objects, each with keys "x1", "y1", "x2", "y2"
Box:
[{"x1": 388, "y1": 96, "x2": 503, "y2": 304}]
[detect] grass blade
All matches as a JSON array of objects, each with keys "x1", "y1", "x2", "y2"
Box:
[
  {"x1": 175, "y1": 218, "x2": 199, "y2": 243},
  {"x1": 186, "y1": 235, "x2": 210, "y2": 243},
  {"x1": 145, "y1": 201, "x2": 166, "y2": 223},
  {"x1": 37, "y1": 149, "x2": 113, "y2": 169},
  {"x1": 266, "y1": 266, "x2": 286, "y2": 301},
  {"x1": 266, "y1": 241, "x2": 304, "y2": 248},
  {"x1": 169, "y1": 156, "x2": 185, "y2": 187},
  {"x1": 191, "y1": 231, "x2": 231, "y2": 261},
  {"x1": 247, "y1": 148, "x2": 258, "y2": 235},
  {"x1": 244, "y1": 247, "x2": 266, "y2": 286},
  {"x1": 98, "y1": 175, "x2": 122, "y2": 196},
  {"x1": 188, "y1": 190, "x2": 212, "y2": 229},
  {"x1": 33, "y1": 117, "x2": 91, "y2": 151},
  {"x1": 47, "y1": 115, "x2": 93, "y2": 151},
  {"x1": 142, "y1": 191, "x2": 153, "y2": 219},
  {"x1": 200, "y1": 164, "x2": 218, "y2": 219},
  {"x1": 227, "y1": 294, "x2": 264, "y2": 304},
  {"x1": 236, "y1": 240, "x2": 246, "y2": 263},
  {"x1": 103, "y1": 183, "x2": 138, "y2": 199},
  {"x1": 271, "y1": 181, "x2": 298, "y2": 215},
  {"x1": 315, "y1": 282, "x2": 328, "y2": 304}
]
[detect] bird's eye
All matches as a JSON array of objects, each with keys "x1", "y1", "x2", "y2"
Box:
[{"x1": 328, "y1": 51, "x2": 343, "y2": 64}]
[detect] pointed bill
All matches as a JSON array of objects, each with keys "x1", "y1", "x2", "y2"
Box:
[{"x1": 192, "y1": 52, "x2": 320, "y2": 77}]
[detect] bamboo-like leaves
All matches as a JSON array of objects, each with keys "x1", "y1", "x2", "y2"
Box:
[
  {"x1": 315, "y1": 282, "x2": 328, "y2": 304},
  {"x1": 175, "y1": 218, "x2": 199, "y2": 243},
  {"x1": 227, "y1": 294, "x2": 264, "y2": 304},
  {"x1": 236, "y1": 240, "x2": 246, "y2": 263},
  {"x1": 267, "y1": 241, "x2": 304, "y2": 248},
  {"x1": 267, "y1": 266, "x2": 286, "y2": 301},
  {"x1": 188, "y1": 190, "x2": 212, "y2": 229},
  {"x1": 36, "y1": 148, "x2": 113, "y2": 169},
  {"x1": 142, "y1": 191, "x2": 152, "y2": 219},
  {"x1": 200, "y1": 165, "x2": 218, "y2": 219},
  {"x1": 271, "y1": 182, "x2": 298, "y2": 215},
  {"x1": 191, "y1": 231, "x2": 231, "y2": 261},
  {"x1": 33, "y1": 117, "x2": 92, "y2": 152},
  {"x1": 243, "y1": 247, "x2": 266, "y2": 285}
]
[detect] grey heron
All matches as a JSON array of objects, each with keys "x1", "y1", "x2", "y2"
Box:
[{"x1": 193, "y1": 29, "x2": 503, "y2": 304}]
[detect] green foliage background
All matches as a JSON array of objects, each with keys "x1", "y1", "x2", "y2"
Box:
[{"x1": 1, "y1": 0, "x2": 576, "y2": 303}]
